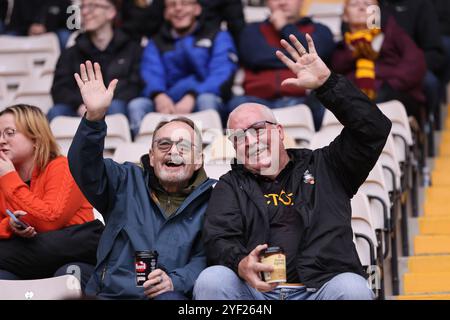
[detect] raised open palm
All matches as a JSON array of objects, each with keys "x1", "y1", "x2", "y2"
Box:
[
  {"x1": 276, "y1": 33, "x2": 331, "y2": 90},
  {"x1": 74, "y1": 61, "x2": 118, "y2": 120}
]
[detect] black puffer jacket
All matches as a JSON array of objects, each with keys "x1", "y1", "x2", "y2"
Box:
[
  {"x1": 51, "y1": 29, "x2": 143, "y2": 110},
  {"x1": 203, "y1": 73, "x2": 392, "y2": 290}
]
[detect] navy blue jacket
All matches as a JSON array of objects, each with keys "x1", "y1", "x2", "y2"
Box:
[
  {"x1": 68, "y1": 118, "x2": 215, "y2": 299},
  {"x1": 141, "y1": 23, "x2": 238, "y2": 102}
]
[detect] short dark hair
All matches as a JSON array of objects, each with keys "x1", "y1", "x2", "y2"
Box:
[{"x1": 152, "y1": 117, "x2": 203, "y2": 148}]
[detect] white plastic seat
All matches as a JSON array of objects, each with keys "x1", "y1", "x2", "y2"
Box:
[
  {"x1": 136, "y1": 110, "x2": 223, "y2": 146},
  {"x1": 308, "y1": 125, "x2": 342, "y2": 150},
  {"x1": 12, "y1": 74, "x2": 54, "y2": 114},
  {"x1": 359, "y1": 162, "x2": 391, "y2": 231},
  {"x1": 320, "y1": 109, "x2": 341, "y2": 129},
  {"x1": 378, "y1": 134, "x2": 402, "y2": 193},
  {"x1": 204, "y1": 163, "x2": 231, "y2": 180},
  {"x1": 93, "y1": 208, "x2": 105, "y2": 225},
  {"x1": 112, "y1": 142, "x2": 149, "y2": 164},
  {"x1": 104, "y1": 114, "x2": 132, "y2": 152},
  {"x1": 351, "y1": 192, "x2": 378, "y2": 266},
  {"x1": 50, "y1": 116, "x2": 82, "y2": 155},
  {"x1": 304, "y1": 1, "x2": 344, "y2": 41},
  {"x1": 0, "y1": 33, "x2": 60, "y2": 55},
  {"x1": 243, "y1": 6, "x2": 270, "y2": 22},
  {"x1": 0, "y1": 275, "x2": 82, "y2": 300},
  {"x1": 203, "y1": 135, "x2": 236, "y2": 164},
  {"x1": 273, "y1": 104, "x2": 315, "y2": 147},
  {"x1": 377, "y1": 100, "x2": 413, "y2": 164}
]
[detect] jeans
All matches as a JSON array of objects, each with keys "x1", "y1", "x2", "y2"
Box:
[
  {"x1": 47, "y1": 99, "x2": 128, "y2": 122},
  {"x1": 0, "y1": 262, "x2": 95, "y2": 293},
  {"x1": 193, "y1": 266, "x2": 374, "y2": 300},
  {"x1": 152, "y1": 291, "x2": 189, "y2": 300},
  {"x1": 227, "y1": 94, "x2": 325, "y2": 131},
  {"x1": 128, "y1": 93, "x2": 223, "y2": 136}
]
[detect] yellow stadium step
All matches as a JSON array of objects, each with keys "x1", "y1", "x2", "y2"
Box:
[
  {"x1": 397, "y1": 294, "x2": 450, "y2": 300},
  {"x1": 414, "y1": 235, "x2": 450, "y2": 255},
  {"x1": 408, "y1": 255, "x2": 450, "y2": 273},
  {"x1": 434, "y1": 158, "x2": 450, "y2": 172},
  {"x1": 419, "y1": 217, "x2": 450, "y2": 234},
  {"x1": 404, "y1": 272, "x2": 450, "y2": 295},
  {"x1": 431, "y1": 172, "x2": 450, "y2": 187},
  {"x1": 424, "y1": 188, "x2": 450, "y2": 207},
  {"x1": 424, "y1": 203, "x2": 450, "y2": 216}
]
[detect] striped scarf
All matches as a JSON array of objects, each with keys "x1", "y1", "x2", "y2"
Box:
[{"x1": 344, "y1": 28, "x2": 381, "y2": 100}]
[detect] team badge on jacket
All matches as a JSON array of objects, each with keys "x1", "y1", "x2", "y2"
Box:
[{"x1": 303, "y1": 170, "x2": 315, "y2": 185}]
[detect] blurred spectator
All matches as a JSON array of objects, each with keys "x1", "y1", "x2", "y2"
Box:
[
  {"x1": 119, "y1": 0, "x2": 165, "y2": 41},
  {"x1": 379, "y1": 0, "x2": 446, "y2": 127},
  {"x1": 199, "y1": 0, "x2": 245, "y2": 45},
  {"x1": 0, "y1": 104, "x2": 102, "y2": 292},
  {"x1": 0, "y1": 0, "x2": 7, "y2": 34},
  {"x1": 1, "y1": 0, "x2": 73, "y2": 48},
  {"x1": 332, "y1": 0, "x2": 426, "y2": 124},
  {"x1": 48, "y1": 0, "x2": 143, "y2": 123},
  {"x1": 128, "y1": 0, "x2": 238, "y2": 136},
  {"x1": 228, "y1": 0, "x2": 335, "y2": 130},
  {"x1": 432, "y1": 0, "x2": 450, "y2": 85}
]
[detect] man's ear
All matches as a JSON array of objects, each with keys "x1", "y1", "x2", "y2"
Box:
[
  {"x1": 107, "y1": 6, "x2": 117, "y2": 21},
  {"x1": 149, "y1": 148, "x2": 155, "y2": 167},
  {"x1": 194, "y1": 152, "x2": 203, "y2": 171},
  {"x1": 277, "y1": 124, "x2": 285, "y2": 142},
  {"x1": 194, "y1": 3, "x2": 202, "y2": 18}
]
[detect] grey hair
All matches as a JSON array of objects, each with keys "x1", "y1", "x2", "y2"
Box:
[{"x1": 226, "y1": 103, "x2": 277, "y2": 128}]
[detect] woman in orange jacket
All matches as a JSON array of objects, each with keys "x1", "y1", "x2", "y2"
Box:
[{"x1": 0, "y1": 104, "x2": 103, "y2": 291}]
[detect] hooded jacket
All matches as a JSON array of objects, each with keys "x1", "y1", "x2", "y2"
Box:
[
  {"x1": 203, "y1": 73, "x2": 392, "y2": 289},
  {"x1": 68, "y1": 118, "x2": 215, "y2": 299}
]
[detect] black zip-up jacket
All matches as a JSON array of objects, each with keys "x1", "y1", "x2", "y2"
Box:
[
  {"x1": 203, "y1": 73, "x2": 392, "y2": 290},
  {"x1": 51, "y1": 29, "x2": 143, "y2": 110}
]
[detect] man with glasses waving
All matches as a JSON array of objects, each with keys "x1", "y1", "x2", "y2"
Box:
[
  {"x1": 68, "y1": 60, "x2": 215, "y2": 300},
  {"x1": 193, "y1": 34, "x2": 392, "y2": 300}
]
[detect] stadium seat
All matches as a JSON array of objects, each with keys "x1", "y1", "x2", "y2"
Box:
[
  {"x1": 303, "y1": 0, "x2": 344, "y2": 41},
  {"x1": 203, "y1": 135, "x2": 236, "y2": 164},
  {"x1": 273, "y1": 104, "x2": 316, "y2": 147},
  {"x1": 320, "y1": 109, "x2": 341, "y2": 129},
  {"x1": 378, "y1": 100, "x2": 413, "y2": 164},
  {"x1": 243, "y1": 6, "x2": 270, "y2": 23},
  {"x1": 50, "y1": 116, "x2": 82, "y2": 155},
  {"x1": 93, "y1": 208, "x2": 105, "y2": 225},
  {"x1": 11, "y1": 74, "x2": 53, "y2": 114},
  {"x1": 204, "y1": 163, "x2": 231, "y2": 180},
  {"x1": 136, "y1": 110, "x2": 223, "y2": 146},
  {"x1": 351, "y1": 192, "x2": 378, "y2": 267},
  {"x1": 104, "y1": 114, "x2": 132, "y2": 153},
  {"x1": 112, "y1": 142, "x2": 149, "y2": 164},
  {"x1": 308, "y1": 125, "x2": 342, "y2": 150},
  {"x1": 379, "y1": 134, "x2": 402, "y2": 194},
  {"x1": 0, "y1": 275, "x2": 82, "y2": 300}
]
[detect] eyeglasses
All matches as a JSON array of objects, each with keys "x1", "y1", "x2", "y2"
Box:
[
  {"x1": 165, "y1": 0, "x2": 197, "y2": 9},
  {"x1": 79, "y1": 3, "x2": 112, "y2": 11},
  {"x1": 0, "y1": 128, "x2": 16, "y2": 141},
  {"x1": 153, "y1": 137, "x2": 194, "y2": 153},
  {"x1": 227, "y1": 121, "x2": 277, "y2": 145}
]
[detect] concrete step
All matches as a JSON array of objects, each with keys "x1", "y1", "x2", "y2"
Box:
[
  {"x1": 404, "y1": 272, "x2": 450, "y2": 295},
  {"x1": 408, "y1": 255, "x2": 450, "y2": 273},
  {"x1": 414, "y1": 235, "x2": 450, "y2": 255},
  {"x1": 419, "y1": 217, "x2": 450, "y2": 234}
]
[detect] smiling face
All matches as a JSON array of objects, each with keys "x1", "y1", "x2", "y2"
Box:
[
  {"x1": 227, "y1": 103, "x2": 286, "y2": 176},
  {"x1": 0, "y1": 113, "x2": 35, "y2": 167},
  {"x1": 80, "y1": 0, "x2": 116, "y2": 32},
  {"x1": 164, "y1": 0, "x2": 202, "y2": 34},
  {"x1": 343, "y1": 0, "x2": 378, "y2": 30},
  {"x1": 150, "y1": 121, "x2": 202, "y2": 190}
]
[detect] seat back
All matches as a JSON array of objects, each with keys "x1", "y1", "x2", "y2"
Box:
[
  {"x1": 0, "y1": 275, "x2": 82, "y2": 300},
  {"x1": 273, "y1": 104, "x2": 315, "y2": 147}
]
